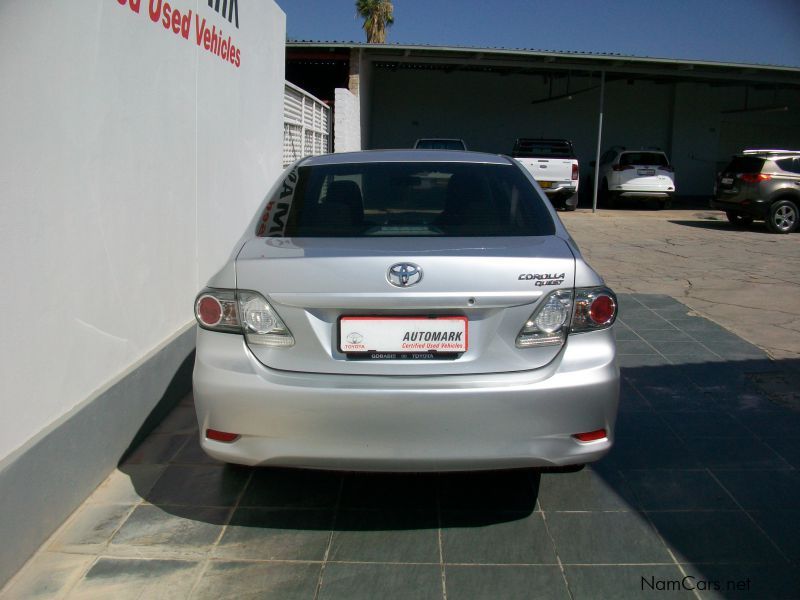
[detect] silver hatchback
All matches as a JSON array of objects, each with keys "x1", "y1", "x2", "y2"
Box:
[{"x1": 193, "y1": 150, "x2": 619, "y2": 471}]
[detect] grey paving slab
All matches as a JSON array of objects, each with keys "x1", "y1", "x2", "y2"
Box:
[
  {"x1": 747, "y1": 510, "x2": 800, "y2": 562},
  {"x1": 328, "y1": 509, "x2": 439, "y2": 563},
  {"x1": 635, "y1": 328, "x2": 695, "y2": 342},
  {"x1": 241, "y1": 468, "x2": 341, "y2": 509},
  {"x1": 192, "y1": 561, "x2": 322, "y2": 600},
  {"x1": 215, "y1": 508, "x2": 333, "y2": 561},
  {"x1": 647, "y1": 511, "x2": 786, "y2": 564},
  {"x1": 659, "y1": 411, "x2": 755, "y2": 439},
  {"x1": 544, "y1": 512, "x2": 673, "y2": 565},
  {"x1": 318, "y1": 563, "x2": 442, "y2": 600},
  {"x1": 67, "y1": 558, "x2": 202, "y2": 599},
  {"x1": 564, "y1": 565, "x2": 695, "y2": 599},
  {"x1": 603, "y1": 430, "x2": 700, "y2": 470},
  {"x1": 617, "y1": 354, "x2": 672, "y2": 368},
  {"x1": 613, "y1": 323, "x2": 640, "y2": 341},
  {"x1": 537, "y1": 467, "x2": 637, "y2": 512},
  {"x1": 0, "y1": 552, "x2": 93, "y2": 600},
  {"x1": 109, "y1": 504, "x2": 228, "y2": 555},
  {"x1": 622, "y1": 470, "x2": 738, "y2": 511},
  {"x1": 440, "y1": 511, "x2": 557, "y2": 565},
  {"x1": 692, "y1": 563, "x2": 800, "y2": 599},
  {"x1": 48, "y1": 503, "x2": 135, "y2": 554},
  {"x1": 86, "y1": 465, "x2": 165, "y2": 505},
  {"x1": 146, "y1": 464, "x2": 251, "y2": 507},
  {"x1": 616, "y1": 340, "x2": 658, "y2": 355},
  {"x1": 712, "y1": 470, "x2": 800, "y2": 510},
  {"x1": 445, "y1": 565, "x2": 569, "y2": 599},
  {"x1": 682, "y1": 437, "x2": 792, "y2": 470}
]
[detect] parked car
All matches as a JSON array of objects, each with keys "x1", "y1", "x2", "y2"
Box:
[
  {"x1": 512, "y1": 138, "x2": 579, "y2": 211},
  {"x1": 414, "y1": 138, "x2": 467, "y2": 151},
  {"x1": 193, "y1": 150, "x2": 619, "y2": 471},
  {"x1": 597, "y1": 147, "x2": 675, "y2": 209},
  {"x1": 712, "y1": 149, "x2": 800, "y2": 234}
]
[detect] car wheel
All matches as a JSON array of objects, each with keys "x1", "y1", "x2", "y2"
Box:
[
  {"x1": 660, "y1": 198, "x2": 671, "y2": 210},
  {"x1": 766, "y1": 200, "x2": 799, "y2": 234},
  {"x1": 725, "y1": 211, "x2": 753, "y2": 226},
  {"x1": 563, "y1": 193, "x2": 578, "y2": 211}
]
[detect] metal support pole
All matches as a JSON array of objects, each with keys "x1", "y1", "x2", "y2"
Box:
[{"x1": 592, "y1": 70, "x2": 605, "y2": 213}]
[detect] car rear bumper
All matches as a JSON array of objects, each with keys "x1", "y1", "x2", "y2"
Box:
[
  {"x1": 617, "y1": 190, "x2": 672, "y2": 199},
  {"x1": 543, "y1": 183, "x2": 578, "y2": 199},
  {"x1": 192, "y1": 328, "x2": 619, "y2": 471},
  {"x1": 711, "y1": 196, "x2": 770, "y2": 218}
]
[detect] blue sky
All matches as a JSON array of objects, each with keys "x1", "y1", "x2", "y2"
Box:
[{"x1": 275, "y1": 0, "x2": 800, "y2": 67}]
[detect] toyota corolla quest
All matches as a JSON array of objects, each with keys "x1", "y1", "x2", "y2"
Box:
[{"x1": 193, "y1": 150, "x2": 619, "y2": 471}]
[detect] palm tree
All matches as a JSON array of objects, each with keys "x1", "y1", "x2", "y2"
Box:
[{"x1": 356, "y1": 0, "x2": 394, "y2": 44}]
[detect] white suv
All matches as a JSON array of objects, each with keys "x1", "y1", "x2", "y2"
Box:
[{"x1": 598, "y1": 147, "x2": 675, "y2": 209}]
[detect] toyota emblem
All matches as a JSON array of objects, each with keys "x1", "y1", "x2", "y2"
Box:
[{"x1": 387, "y1": 263, "x2": 423, "y2": 287}]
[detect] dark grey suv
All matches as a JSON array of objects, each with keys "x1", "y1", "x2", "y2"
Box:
[{"x1": 712, "y1": 150, "x2": 800, "y2": 234}]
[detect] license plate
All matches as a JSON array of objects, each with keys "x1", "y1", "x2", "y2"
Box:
[
  {"x1": 721, "y1": 177, "x2": 733, "y2": 185},
  {"x1": 538, "y1": 181, "x2": 553, "y2": 188},
  {"x1": 637, "y1": 169, "x2": 655, "y2": 176},
  {"x1": 339, "y1": 316, "x2": 468, "y2": 355}
]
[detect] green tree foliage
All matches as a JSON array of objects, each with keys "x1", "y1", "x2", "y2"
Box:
[{"x1": 356, "y1": 0, "x2": 394, "y2": 44}]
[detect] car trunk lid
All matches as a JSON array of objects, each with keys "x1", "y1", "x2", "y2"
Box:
[{"x1": 235, "y1": 236, "x2": 576, "y2": 376}]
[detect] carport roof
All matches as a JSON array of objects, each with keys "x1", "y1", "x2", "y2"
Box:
[{"x1": 287, "y1": 41, "x2": 800, "y2": 87}]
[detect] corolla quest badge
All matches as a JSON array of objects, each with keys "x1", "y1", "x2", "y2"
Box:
[{"x1": 387, "y1": 263, "x2": 423, "y2": 287}]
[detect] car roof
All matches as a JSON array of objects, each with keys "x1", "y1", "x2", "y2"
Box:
[{"x1": 300, "y1": 150, "x2": 512, "y2": 166}]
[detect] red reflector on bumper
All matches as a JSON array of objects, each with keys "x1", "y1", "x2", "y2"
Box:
[
  {"x1": 573, "y1": 429, "x2": 607, "y2": 442},
  {"x1": 206, "y1": 429, "x2": 240, "y2": 443}
]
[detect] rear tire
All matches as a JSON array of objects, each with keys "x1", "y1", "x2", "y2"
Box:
[
  {"x1": 766, "y1": 200, "x2": 799, "y2": 234},
  {"x1": 725, "y1": 211, "x2": 754, "y2": 226},
  {"x1": 563, "y1": 193, "x2": 578, "y2": 211}
]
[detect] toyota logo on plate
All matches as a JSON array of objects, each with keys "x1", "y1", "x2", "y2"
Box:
[{"x1": 387, "y1": 263, "x2": 423, "y2": 287}]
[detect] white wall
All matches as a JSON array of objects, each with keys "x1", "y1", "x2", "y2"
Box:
[
  {"x1": 0, "y1": 0, "x2": 285, "y2": 462},
  {"x1": 334, "y1": 88, "x2": 361, "y2": 152}
]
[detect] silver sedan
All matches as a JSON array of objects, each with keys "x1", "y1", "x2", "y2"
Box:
[{"x1": 193, "y1": 150, "x2": 619, "y2": 471}]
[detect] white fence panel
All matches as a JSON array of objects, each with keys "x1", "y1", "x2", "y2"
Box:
[{"x1": 283, "y1": 81, "x2": 330, "y2": 167}]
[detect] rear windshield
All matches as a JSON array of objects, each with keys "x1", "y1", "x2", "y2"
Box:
[
  {"x1": 513, "y1": 139, "x2": 575, "y2": 158},
  {"x1": 724, "y1": 156, "x2": 765, "y2": 173},
  {"x1": 619, "y1": 152, "x2": 669, "y2": 167},
  {"x1": 415, "y1": 140, "x2": 466, "y2": 150},
  {"x1": 256, "y1": 162, "x2": 555, "y2": 238}
]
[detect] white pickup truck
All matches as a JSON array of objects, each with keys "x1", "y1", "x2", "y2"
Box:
[{"x1": 512, "y1": 138, "x2": 579, "y2": 211}]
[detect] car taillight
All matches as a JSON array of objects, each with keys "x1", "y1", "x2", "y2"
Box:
[
  {"x1": 194, "y1": 288, "x2": 294, "y2": 346},
  {"x1": 612, "y1": 165, "x2": 633, "y2": 171},
  {"x1": 516, "y1": 290, "x2": 573, "y2": 348},
  {"x1": 739, "y1": 173, "x2": 771, "y2": 183},
  {"x1": 571, "y1": 287, "x2": 617, "y2": 332},
  {"x1": 195, "y1": 290, "x2": 240, "y2": 332},
  {"x1": 516, "y1": 286, "x2": 617, "y2": 348},
  {"x1": 571, "y1": 163, "x2": 579, "y2": 180}
]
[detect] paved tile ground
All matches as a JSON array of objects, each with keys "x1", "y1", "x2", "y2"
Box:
[{"x1": 2, "y1": 293, "x2": 799, "y2": 599}]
